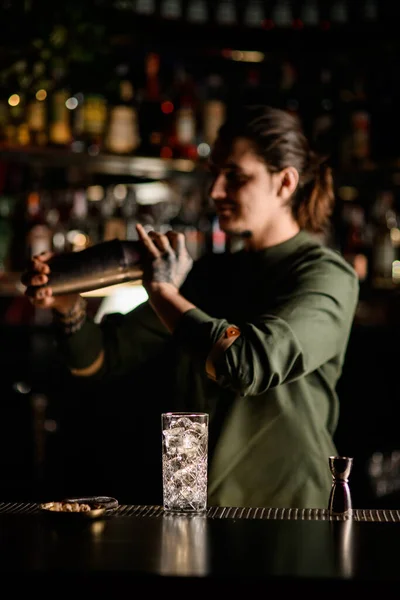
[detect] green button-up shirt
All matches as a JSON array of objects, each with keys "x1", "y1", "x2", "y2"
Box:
[{"x1": 58, "y1": 230, "x2": 359, "y2": 509}]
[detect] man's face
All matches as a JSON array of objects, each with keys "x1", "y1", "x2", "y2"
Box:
[{"x1": 209, "y1": 137, "x2": 292, "y2": 248}]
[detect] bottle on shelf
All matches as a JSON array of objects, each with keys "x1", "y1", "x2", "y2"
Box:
[
  {"x1": 271, "y1": 0, "x2": 293, "y2": 27},
  {"x1": 102, "y1": 185, "x2": 128, "y2": 242},
  {"x1": 186, "y1": 0, "x2": 208, "y2": 24},
  {"x1": 85, "y1": 184, "x2": 105, "y2": 246},
  {"x1": 135, "y1": 0, "x2": 156, "y2": 15},
  {"x1": 77, "y1": 93, "x2": 108, "y2": 156},
  {"x1": 6, "y1": 92, "x2": 30, "y2": 148},
  {"x1": 311, "y1": 65, "x2": 338, "y2": 163},
  {"x1": 243, "y1": 0, "x2": 265, "y2": 27},
  {"x1": 138, "y1": 52, "x2": 165, "y2": 157},
  {"x1": 330, "y1": 0, "x2": 349, "y2": 25},
  {"x1": 171, "y1": 65, "x2": 198, "y2": 159},
  {"x1": 26, "y1": 90, "x2": 48, "y2": 147},
  {"x1": 105, "y1": 64, "x2": 141, "y2": 155},
  {"x1": 121, "y1": 185, "x2": 139, "y2": 242},
  {"x1": 370, "y1": 190, "x2": 400, "y2": 289},
  {"x1": 340, "y1": 198, "x2": 371, "y2": 284},
  {"x1": 0, "y1": 100, "x2": 9, "y2": 148},
  {"x1": 169, "y1": 174, "x2": 205, "y2": 260},
  {"x1": 362, "y1": 0, "x2": 378, "y2": 22},
  {"x1": 25, "y1": 188, "x2": 53, "y2": 260},
  {"x1": 160, "y1": 0, "x2": 182, "y2": 19},
  {"x1": 339, "y1": 72, "x2": 373, "y2": 171},
  {"x1": 66, "y1": 188, "x2": 92, "y2": 252},
  {"x1": 215, "y1": 0, "x2": 237, "y2": 26},
  {"x1": 45, "y1": 200, "x2": 67, "y2": 255},
  {"x1": 202, "y1": 73, "x2": 227, "y2": 148},
  {"x1": 0, "y1": 194, "x2": 17, "y2": 272},
  {"x1": 48, "y1": 89, "x2": 72, "y2": 148},
  {"x1": 241, "y1": 66, "x2": 263, "y2": 107},
  {"x1": 279, "y1": 60, "x2": 301, "y2": 117},
  {"x1": 300, "y1": 0, "x2": 319, "y2": 26}
]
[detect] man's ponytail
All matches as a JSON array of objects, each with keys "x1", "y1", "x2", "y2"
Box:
[{"x1": 295, "y1": 154, "x2": 334, "y2": 233}]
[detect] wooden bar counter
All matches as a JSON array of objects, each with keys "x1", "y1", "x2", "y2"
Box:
[{"x1": 2, "y1": 503, "x2": 400, "y2": 595}]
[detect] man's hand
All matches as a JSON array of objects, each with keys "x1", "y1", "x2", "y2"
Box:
[
  {"x1": 20, "y1": 251, "x2": 80, "y2": 314},
  {"x1": 135, "y1": 224, "x2": 196, "y2": 332},
  {"x1": 136, "y1": 223, "x2": 193, "y2": 292}
]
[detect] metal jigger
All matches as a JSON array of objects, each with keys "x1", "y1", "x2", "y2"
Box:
[{"x1": 328, "y1": 456, "x2": 353, "y2": 517}]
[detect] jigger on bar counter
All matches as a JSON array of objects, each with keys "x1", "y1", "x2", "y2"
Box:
[{"x1": 328, "y1": 456, "x2": 353, "y2": 517}]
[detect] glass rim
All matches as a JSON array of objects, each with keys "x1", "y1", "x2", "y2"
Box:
[{"x1": 161, "y1": 412, "x2": 209, "y2": 418}]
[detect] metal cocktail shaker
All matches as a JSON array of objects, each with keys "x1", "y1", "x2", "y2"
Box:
[{"x1": 26, "y1": 239, "x2": 144, "y2": 296}]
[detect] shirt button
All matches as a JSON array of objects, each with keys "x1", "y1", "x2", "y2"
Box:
[{"x1": 226, "y1": 326, "x2": 240, "y2": 338}]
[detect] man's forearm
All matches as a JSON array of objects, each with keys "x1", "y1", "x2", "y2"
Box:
[{"x1": 146, "y1": 282, "x2": 196, "y2": 333}]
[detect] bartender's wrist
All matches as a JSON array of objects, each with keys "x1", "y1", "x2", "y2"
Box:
[
  {"x1": 146, "y1": 283, "x2": 195, "y2": 333},
  {"x1": 146, "y1": 281, "x2": 179, "y2": 299},
  {"x1": 52, "y1": 295, "x2": 88, "y2": 335},
  {"x1": 52, "y1": 294, "x2": 82, "y2": 317}
]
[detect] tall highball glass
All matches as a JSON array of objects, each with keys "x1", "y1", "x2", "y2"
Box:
[{"x1": 161, "y1": 412, "x2": 209, "y2": 513}]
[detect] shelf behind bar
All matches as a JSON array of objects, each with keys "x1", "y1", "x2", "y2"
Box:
[
  {"x1": 2, "y1": 148, "x2": 400, "y2": 188},
  {"x1": 0, "y1": 148, "x2": 196, "y2": 179}
]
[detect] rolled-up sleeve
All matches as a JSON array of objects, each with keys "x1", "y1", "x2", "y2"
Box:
[{"x1": 174, "y1": 256, "x2": 359, "y2": 397}]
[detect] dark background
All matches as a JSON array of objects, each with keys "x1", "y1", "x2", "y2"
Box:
[{"x1": 1, "y1": 0, "x2": 400, "y2": 510}]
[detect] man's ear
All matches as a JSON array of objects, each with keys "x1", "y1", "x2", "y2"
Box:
[{"x1": 277, "y1": 167, "x2": 299, "y2": 201}]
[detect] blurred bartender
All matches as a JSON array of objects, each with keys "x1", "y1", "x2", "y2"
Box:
[{"x1": 22, "y1": 105, "x2": 359, "y2": 509}]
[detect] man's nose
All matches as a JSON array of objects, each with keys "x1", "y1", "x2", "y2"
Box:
[{"x1": 209, "y1": 174, "x2": 227, "y2": 199}]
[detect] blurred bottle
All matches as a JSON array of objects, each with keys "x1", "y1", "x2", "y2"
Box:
[
  {"x1": 138, "y1": 52, "x2": 164, "y2": 157},
  {"x1": 78, "y1": 93, "x2": 108, "y2": 155},
  {"x1": 48, "y1": 89, "x2": 72, "y2": 148},
  {"x1": 135, "y1": 0, "x2": 156, "y2": 15},
  {"x1": 105, "y1": 65, "x2": 141, "y2": 155},
  {"x1": 102, "y1": 185, "x2": 127, "y2": 242},
  {"x1": 362, "y1": 0, "x2": 378, "y2": 22},
  {"x1": 66, "y1": 188, "x2": 92, "y2": 252},
  {"x1": 279, "y1": 61, "x2": 301, "y2": 116},
  {"x1": 243, "y1": 0, "x2": 265, "y2": 27},
  {"x1": 341, "y1": 199, "x2": 371, "y2": 284},
  {"x1": 202, "y1": 74, "x2": 226, "y2": 147},
  {"x1": 330, "y1": 0, "x2": 349, "y2": 25},
  {"x1": 370, "y1": 190, "x2": 400, "y2": 289},
  {"x1": 272, "y1": 0, "x2": 292, "y2": 27},
  {"x1": 215, "y1": 0, "x2": 237, "y2": 25},
  {"x1": 187, "y1": 0, "x2": 208, "y2": 23},
  {"x1": 26, "y1": 90, "x2": 48, "y2": 147},
  {"x1": 0, "y1": 100, "x2": 8, "y2": 148},
  {"x1": 169, "y1": 175, "x2": 205, "y2": 260},
  {"x1": 25, "y1": 189, "x2": 53, "y2": 260},
  {"x1": 86, "y1": 184, "x2": 105, "y2": 245},
  {"x1": 340, "y1": 72, "x2": 373, "y2": 171},
  {"x1": 300, "y1": 0, "x2": 319, "y2": 26},
  {"x1": 172, "y1": 65, "x2": 198, "y2": 159},
  {"x1": 160, "y1": 0, "x2": 182, "y2": 19},
  {"x1": 0, "y1": 194, "x2": 17, "y2": 272},
  {"x1": 7, "y1": 92, "x2": 30, "y2": 148},
  {"x1": 45, "y1": 200, "x2": 67, "y2": 255},
  {"x1": 121, "y1": 185, "x2": 139, "y2": 241},
  {"x1": 241, "y1": 67, "x2": 263, "y2": 107},
  {"x1": 312, "y1": 66, "x2": 337, "y2": 162}
]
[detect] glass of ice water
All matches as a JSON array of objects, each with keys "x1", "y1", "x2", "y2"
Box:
[{"x1": 161, "y1": 412, "x2": 209, "y2": 513}]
